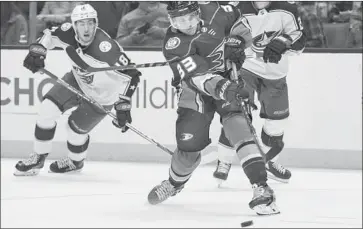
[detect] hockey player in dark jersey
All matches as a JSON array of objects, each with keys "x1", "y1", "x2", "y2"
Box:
[
  {"x1": 213, "y1": 1, "x2": 306, "y2": 184},
  {"x1": 14, "y1": 4, "x2": 141, "y2": 175},
  {"x1": 147, "y1": 1, "x2": 279, "y2": 215}
]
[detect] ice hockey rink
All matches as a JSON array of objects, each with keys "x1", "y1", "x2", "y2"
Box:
[{"x1": 1, "y1": 159, "x2": 362, "y2": 228}]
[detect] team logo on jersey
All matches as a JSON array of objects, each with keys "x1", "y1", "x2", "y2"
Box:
[
  {"x1": 61, "y1": 23, "x2": 72, "y2": 31},
  {"x1": 252, "y1": 31, "x2": 280, "y2": 53},
  {"x1": 99, "y1": 41, "x2": 112, "y2": 52},
  {"x1": 201, "y1": 27, "x2": 208, "y2": 33},
  {"x1": 180, "y1": 133, "x2": 193, "y2": 141},
  {"x1": 165, "y1": 37, "x2": 180, "y2": 50},
  {"x1": 73, "y1": 66, "x2": 94, "y2": 84}
]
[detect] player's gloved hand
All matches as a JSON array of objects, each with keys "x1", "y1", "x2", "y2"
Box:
[
  {"x1": 215, "y1": 79, "x2": 249, "y2": 106},
  {"x1": 112, "y1": 97, "x2": 132, "y2": 133},
  {"x1": 224, "y1": 35, "x2": 246, "y2": 70},
  {"x1": 263, "y1": 36, "x2": 291, "y2": 64},
  {"x1": 23, "y1": 43, "x2": 47, "y2": 73}
]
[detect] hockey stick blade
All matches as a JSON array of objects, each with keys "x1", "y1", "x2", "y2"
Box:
[{"x1": 65, "y1": 46, "x2": 169, "y2": 73}]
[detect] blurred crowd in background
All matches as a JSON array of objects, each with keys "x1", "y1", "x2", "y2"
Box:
[{"x1": 1, "y1": 1, "x2": 362, "y2": 49}]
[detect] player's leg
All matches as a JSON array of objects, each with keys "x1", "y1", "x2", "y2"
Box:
[
  {"x1": 148, "y1": 107, "x2": 214, "y2": 205},
  {"x1": 49, "y1": 100, "x2": 112, "y2": 173},
  {"x1": 213, "y1": 69, "x2": 258, "y2": 184},
  {"x1": 221, "y1": 111, "x2": 279, "y2": 215},
  {"x1": 14, "y1": 72, "x2": 80, "y2": 176},
  {"x1": 213, "y1": 128, "x2": 234, "y2": 184},
  {"x1": 259, "y1": 76, "x2": 291, "y2": 183}
]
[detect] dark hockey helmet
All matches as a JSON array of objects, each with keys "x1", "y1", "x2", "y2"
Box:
[
  {"x1": 166, "y1": 1, "x2": 201, "y2": 31},
  {"x1": 166, "y1": 1, "x2": 200, "y2": 17}
]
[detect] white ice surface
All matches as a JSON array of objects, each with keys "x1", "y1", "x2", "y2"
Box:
[{"x1": 1, "y1": 159, "x2": 362, "y2": 228}]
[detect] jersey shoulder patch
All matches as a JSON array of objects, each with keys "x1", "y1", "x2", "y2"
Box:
[
  {"x1": 162, "y1": 28, "x2": 193, "y2": 62},
  {"x1": 99, "y1": 40, "x2": 112, "y2": 52},
  {"x1": 165, "y1": 37, "x2": 181, "y2": 50},
  {"x1": 45, "y1": 25, "x2": 76, "y2": 46},
  {"x1": 61, "y1": 22, "x2": 72, "y2": 31},
  {"x1": 85, "y1": 28, "x2": 123, "y2": 66}
]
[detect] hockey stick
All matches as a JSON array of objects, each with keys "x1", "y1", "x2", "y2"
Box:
[
  {"x1": 39, "y1": 68, "x2": 174, "y2": 156},
  {"x1": 230, "y1": 62, "x2": 267, "y2": 162},
  {"x1": 65, "y1": 46, "x2": 169, "y2": 73}
]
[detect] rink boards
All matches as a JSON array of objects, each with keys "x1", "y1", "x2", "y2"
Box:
[{"x1": 1, "y1": 50, "x2": 362, "y2": 169}]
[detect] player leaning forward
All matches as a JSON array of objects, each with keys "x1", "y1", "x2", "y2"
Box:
[
  {"x1": 14, "y1": 4, "x2": 141, "y2": 175},
  {"x1": 147, "y1": 2, "x2": 279, "y2": 215},
  {"x1": 214, "y1": 1, "x2": 306, "y2": 184}
]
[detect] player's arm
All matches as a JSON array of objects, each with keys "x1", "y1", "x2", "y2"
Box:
[
  {"x1": 109, "y1": 43, "x2": 142, "y2": 133},
  {"x1": 278, "y1": 2, "x2": 306, "y2": 54},
  {"x1": 23, "y1": 23, "x2": 75, "y2": 73},
  {"x1": 167, "y1": 54, "x2": 249, "y2": 105},
  {"x1": 263, "y1": 2, "x2": 306, "y2": 63}
]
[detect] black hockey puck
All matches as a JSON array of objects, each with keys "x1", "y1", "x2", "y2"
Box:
[{"x1": 241, "y1": 220, "x2": 253, "y2": 227}]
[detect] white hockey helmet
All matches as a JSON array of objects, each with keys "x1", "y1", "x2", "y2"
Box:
[{"x1": 71, "y1": 4, "x2": 98, "y2": 28}]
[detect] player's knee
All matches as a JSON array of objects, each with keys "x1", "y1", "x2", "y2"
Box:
[
  {"x1": 261, "y1": 119, "x2": 287, "y2": 147},
  {"x1": 36, "y1": 99, "x2": 61, "y2": 129},
  {"x1": 66, "y1": 121, "x2": 90, "y2": 161}
]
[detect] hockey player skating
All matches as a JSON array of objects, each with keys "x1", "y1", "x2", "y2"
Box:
[
  {"x1": 147, "y1": 2, "x2": 279, "y2": 215},
  {"x1": 213, "y1": 1, "x2": 306, "y2": 184},
  {"x1": 14, "y1": 4, "x2": 141, "y2": 175}
]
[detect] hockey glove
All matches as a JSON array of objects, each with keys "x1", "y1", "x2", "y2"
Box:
[
  {"x1": 23, "y1": 43, "x2": 47, "y2": 73},
  {"x1": 215, "y1": 79, "x2": 249, "y2": 106},
  {"x1": 224, "y1": 35, "x2": 246, "y2": 71},
  {"x1": 263, "y1": 36, "x2": 292, "y2": 64},
  {"x1": 113, "y1": 97, "x2": 132, "y2": 133}
]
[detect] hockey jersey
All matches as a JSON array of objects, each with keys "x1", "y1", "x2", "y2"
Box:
[
  {"x1": 163, "y1": 2, "x2": 252, "y2": 112},
  {"x1": 38, "y1": 23, "x2": 139, "y2": 105},
  {"x1": 230, "y1": 1, "x2": 306, "y2": 79}
]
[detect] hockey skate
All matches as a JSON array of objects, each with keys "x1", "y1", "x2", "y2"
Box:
[
  {"x1": 249, "y1": 183, "x2": 280, "y2": 215},
  {"x1": 148, "y1": 180, "x2": 184, "y2": 205},
  {"x1": 49, "y1": 157, "x2": 84, "y2": 173},
  {"x1": 14, "y1": 153, "x2": 48, "y2": 176},
  {"x1": 266, "y1": 161, "x2": 291, "y2": 183},
  {"x1": 213, "y1": 160, "x2": 232, "y2": 186}
]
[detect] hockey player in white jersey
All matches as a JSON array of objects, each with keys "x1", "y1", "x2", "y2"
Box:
[
  {"x1": 14, "y1": 4, "x2": 141, "y2": 175},
  {"x1": 213, "y1": 1, "x2": 306, "y2": 184}
]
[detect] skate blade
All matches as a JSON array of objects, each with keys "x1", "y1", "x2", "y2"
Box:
[
  {"x1": 214, "y1": 177, "x2": 226, "y2": 188},
  {"x1": 13, "y1": 168, "x2": 40, "y2": 176},
  {"x1": 48, "y1": 169, "x2": 82, "y2": 174},
  {"x1": 253, "y1": 202, "x2": 280, "y2": 215},
  {"x1": 267, "y1": 173, "x2": 289, "y2": 183}
]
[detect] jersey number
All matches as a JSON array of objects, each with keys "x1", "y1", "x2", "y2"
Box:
[
  {"x1": 177, "y1": 57, "x2": 197, "y2": 78},
  {"x1": 221, "y1": 5, "x2": 233, "y2": 12},
  {"x1": 118, "y1": 53, "x2": 130, "y2": 66}
]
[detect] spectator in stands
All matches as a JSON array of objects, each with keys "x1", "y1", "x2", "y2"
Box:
[
  {"x1": 36, "y1": 1, "x2": 82, "y2": 37},
  {"x1": 347, "y1": 2, "x2": 362, "y2": 48},
  {"x1": 1, "y1": 2, "x2": 29, "y2": 45},
  {"x1": 89, "y1": 2, "x2": 134, "y2": 39},
  {"x1": 298, "y1": 2, "x2": 327, "y2": 48},
  {"x1": 116, "y1": 1, "x2": 169, "y2": 47},
  {"x1": 328, "y1": 1, "x2": 353, "y2": 23}
]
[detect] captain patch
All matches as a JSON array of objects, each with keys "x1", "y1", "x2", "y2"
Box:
[{"x1": 165, "y1": 37, "x2": 180, "y2": 50}]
